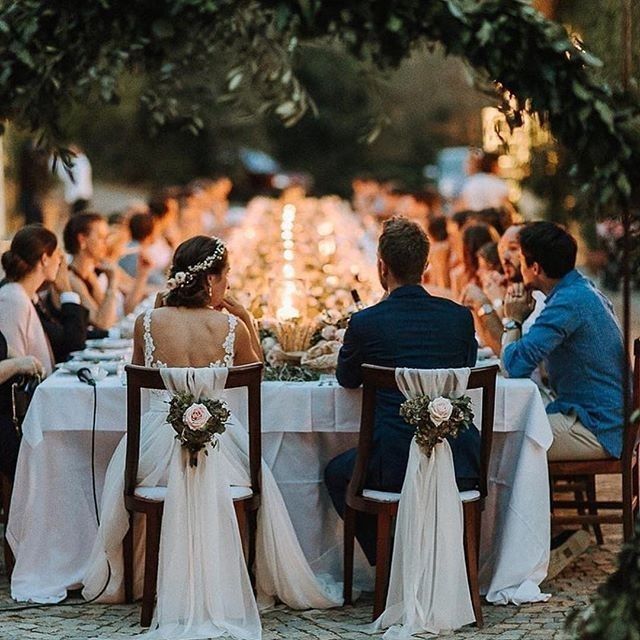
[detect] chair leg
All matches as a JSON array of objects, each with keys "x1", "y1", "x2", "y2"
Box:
[
  {"x1": 343, "y1": 506, "x2": 356, "y2": 606},
  {"x1": 574, "y1": 484, "x2": 589, "y2": 534},
  {"x1": 373, "y1": 509, "x2": 392, "y2": 622},
  {"x1": 0, "y1": 474, "x2": 14, "y2": 578},
  {"x1": 247, "y1": 508, "x2": 257, "y2": 590},
  {"x1": 463, "y1": 502, "x2": 483, "y2": 628},
  {"x1": 141, "y1": 508, "x2": 162, "y2": 628},
  {"x1": 234, "y1": 501, "x2": 248, "y2": 563},
  {"x1": 585, "y1": 477, "x2": 604, "y2": 545},
  {"x1": 623, "y1": 472, "x2": 634, "y2": 543},
  {"x1": 123, "y1": 512, "x2": 135, "y2": 604}
]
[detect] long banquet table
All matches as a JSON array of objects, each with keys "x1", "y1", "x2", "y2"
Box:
[{"x1": 8, "y1": 370, "x2": 553, "y2": 606}]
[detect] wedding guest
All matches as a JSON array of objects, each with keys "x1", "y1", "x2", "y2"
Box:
[
  {"x1": 459, "y1": 150, "x2": 509, "y2": 212},
  {"x1": 65, "y1": 213, "x2": 152, "y2": 326},
  {"x1": 119, "y1": 213, "x2": 164, "y2": 287},
  {"x1": 476, "y1": 241, "x2": 502, "y2": 278},
  {"x1": 462, "y1": 224, "x2": 544, "y2": 355},
  {"x1": 148, "y1": 188, "x2": 181, "y2": 265},
  {"x1": 324, "y1": 217, "x2": 478, "y2": 564},
  {"x1": 0, "y1": 225, "x2": 72, "y2": 376},
  {"x1": 502, "y1": 221, "x2": 624, "y2": 460},
  {"x1": 452, "y1": 221, "x2": 500, "y2": 297},
  {"x1": 0, "y1": 331, "x2": 44, "y2": 479},
  {"x1": 425, "y1": 215, "x2": 451, "y2": 289}
]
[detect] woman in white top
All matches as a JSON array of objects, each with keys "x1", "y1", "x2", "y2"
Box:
[{"x1": 0, "y1": 225, "x2": 62, "y2": 377}]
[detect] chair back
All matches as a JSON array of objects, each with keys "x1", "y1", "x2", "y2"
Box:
[
  {"x1": 620, "y1": 338, "x2": 640, "y2": 465},
  {"x1": 347, "y1": 364, "x2": 499, "y2": 505},
  {"x1": 124, "y1": 363, "x2": 263, "y2": 501}
]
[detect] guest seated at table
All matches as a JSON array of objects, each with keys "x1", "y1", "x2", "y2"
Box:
[
  {"x1": 452, "y1": 221, "x2": 500, "y2": 297},
  {"x1": 324, "y1": 217, "x2": 478, "y2": 564},
  {"x1": 0, "y1": 225, "x2": 86, "y2": 375},
  {"x1": 463, "y1": 225, "x2": 546, "y2": 355},
  {"x1": 501, "y1": 221, "x2": 624, "y2": 461},
  {"x1": 118, "y1": 212, "x2": 164, "y2": 288},
  {"x1": 64, "y1": 213, "x2": 150, "y2": 329},
  {"x1": 0, "y1": 330, "x2": 44, "y2": 480},
  {"x1": 82, "y1": 235, "x2": 342, "y2": 615}
]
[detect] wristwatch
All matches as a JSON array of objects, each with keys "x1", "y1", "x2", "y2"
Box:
[
  {"x1": 476, "y1": 303, "x2": 495, "y2": 318},
  {"x1": 502, "y1": 318, "x2": 522, "y2": 332}
]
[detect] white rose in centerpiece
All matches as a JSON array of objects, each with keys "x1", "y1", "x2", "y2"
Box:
[
  {"x1": 427, "y1": 397, "x2": 454, "y2": 426},
  {"x1": 183, "y1": 403, "x2": 212, "y2": 431}
]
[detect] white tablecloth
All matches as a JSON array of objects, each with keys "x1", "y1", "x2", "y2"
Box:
[{"x1": 8, "y1": 372, "x2": 552, "y2": 606}]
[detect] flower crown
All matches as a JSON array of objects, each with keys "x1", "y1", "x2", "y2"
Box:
[{"x1": 166, "y1": 238, "x2": 226, "y2": 291}]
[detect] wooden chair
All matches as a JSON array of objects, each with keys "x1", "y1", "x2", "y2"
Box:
[
  {"x1": 0, "y1": 472, "x2": 14, "y2": 577},
  {"x1": 549, "y1": 338, "x2": 640, "y2": 542},
  {"x1": 122, "y1": 363, "x2": 263, "y2": 627},
  {"x1": 343, "y1": 364, "x2": 499, "y2": 625}
]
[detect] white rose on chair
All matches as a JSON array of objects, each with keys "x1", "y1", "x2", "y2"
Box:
[
  {"x1": 183, "y1": 403, "x2": 212, "y2": 431},
  {"x1": 427, "y1": 397, "x2": 454, "y2": 426}
]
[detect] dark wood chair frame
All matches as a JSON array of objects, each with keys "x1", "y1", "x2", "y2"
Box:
[
  {"x1": 549, "y1": 338, "x2": 640, "y2": 543},
  {"x1": 0, "y1": 472, "x2": 14, "y2": 577},
  {"x1": 122, "y1": 362, "x2": 263, "y2": 627},
  {"x1": 343, "y1": 363, "x2": 499, "y2": 625}
]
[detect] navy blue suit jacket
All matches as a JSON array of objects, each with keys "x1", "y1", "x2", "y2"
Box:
[{"x1": 336, "y1": 284, "x2": 479, "y2": 490}]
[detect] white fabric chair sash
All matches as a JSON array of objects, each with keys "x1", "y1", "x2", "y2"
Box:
[
  {"x1": 372, "y1": 367, "x2": 475, "y2": 639},
  {"x1": 147, "y1": 366, "x2": 261, "y2": 640}
]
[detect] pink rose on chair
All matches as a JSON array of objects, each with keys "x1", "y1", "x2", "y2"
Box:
[
  {"x1": 183, "y1": 403, "x2": 212, "y2": 431},
  {"x1": 427, "y1": 397, "x2": 454, "y2": 426}
]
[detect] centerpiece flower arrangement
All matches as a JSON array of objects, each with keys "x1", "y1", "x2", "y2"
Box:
[
  {"x1": 166, "y1": 392, "x2": 231, "y2": 467},
  {"x1": 400, "y1": 394, "x2": 474, "y2": 457}
]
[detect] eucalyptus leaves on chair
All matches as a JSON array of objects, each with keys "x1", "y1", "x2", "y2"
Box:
[{"x1": 400, "y1": 394, "x2": 475, "y2": 457}]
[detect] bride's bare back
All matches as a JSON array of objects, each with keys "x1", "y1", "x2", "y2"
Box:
[{"x1": 132, "y1": 306, "x2": 258, "y2": 368}]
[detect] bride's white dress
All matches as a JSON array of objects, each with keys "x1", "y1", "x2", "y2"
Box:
[{"x1": 81, "y1": 309, "x2": 341, "y2": 638}]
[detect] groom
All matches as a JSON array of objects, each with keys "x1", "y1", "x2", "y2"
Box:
[{"x1": 324, "y1": 217, "x2": 478, "y2": 564}]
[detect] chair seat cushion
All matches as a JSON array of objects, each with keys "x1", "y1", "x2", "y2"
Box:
[
  {"x1": 134, "y1": 485, "x2": 253, "y2": 502},
  {"x1": 134, "y1": 486, "x2": 167, "y2": 501},
  {"x1": 362, "y1": 488, "x2": 481, "y2": 503}
]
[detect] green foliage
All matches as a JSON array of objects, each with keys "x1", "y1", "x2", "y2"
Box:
[
  {"x1": 566, "y1": 519, "x2": 640, "y2": 640},
  {"x1": 1, "y1": 0, "x2": 639, "y2": 209}
]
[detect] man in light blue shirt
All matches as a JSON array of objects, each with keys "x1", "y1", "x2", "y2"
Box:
[{"x1": 501, "y1": 222, "x2": 625, "y2": 460}]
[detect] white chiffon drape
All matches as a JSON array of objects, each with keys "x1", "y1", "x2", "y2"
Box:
[
  {"x1": 81, "y1": 366, "x2": 341, "y2": 640},
  {"x1": 371, "y1": 368, "x2": 476, "y2": 639}
]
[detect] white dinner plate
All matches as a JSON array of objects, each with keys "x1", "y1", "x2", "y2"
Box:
[
  {"x1": 59, "y1": 362, "x2": 114, "y2": 377},
  {"x1": 70, "y1": 349, "x2": 128, "y2": 361},
  {"x1": 85, "y1": 338, "x2": 132, "y2": 350}
]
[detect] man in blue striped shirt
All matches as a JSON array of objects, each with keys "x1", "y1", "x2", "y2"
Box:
[{"x1": 501, "y1": 222, "x2": 625, "y2": 460}]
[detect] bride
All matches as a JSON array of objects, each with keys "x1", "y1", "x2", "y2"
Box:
[{"x1": 81, "y1": 235, "x2": 341, "y2": 637}]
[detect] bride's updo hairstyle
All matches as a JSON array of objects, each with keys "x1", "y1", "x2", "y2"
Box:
[
  {"x1": 2, "y1": 224, "x2": 58, "y2": 282},
  {"x1": 165, "y1": 235, "x2": 228, "y2": 308}
]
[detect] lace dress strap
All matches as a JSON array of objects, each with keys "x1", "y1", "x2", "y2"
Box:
[
  {"x1": 221, "y1": 314, "x2": 238, "y2": 367},
  {"x1": 142, "y1": 309, "x2": 155, "y2": 367}
]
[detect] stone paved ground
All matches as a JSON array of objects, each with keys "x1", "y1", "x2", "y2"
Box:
[{"x1": 0, "y1": 476, "x2": 625, "y2": 640}]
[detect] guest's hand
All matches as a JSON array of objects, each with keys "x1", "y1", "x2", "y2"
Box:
[
  {"x1": 14, "y1": 355, "x2": 44, "y2": 378},
  {"x1": 504, "y1": 283, "x2": 535, "y2": 324},
  {"x1": 53, "y1": 259, "x2": 73, "y2": 294},
  {"x1": 479, "y1": 270, "x2": 507, "y2": 304},
  {"x1": 461, "y1": 283, "x2": 490, "y2": 311},
  {"x1": 99, "y1": 262, "x2": 120, "y2": 288},
  {"x1": 221, "y1": 295, "x2": 251, "y2": 322}
]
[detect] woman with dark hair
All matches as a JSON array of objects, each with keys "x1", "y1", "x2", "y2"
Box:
[
  {"x1": 65, "y1": 212, "x2": 151, "y2": 327},
  {"x1": 82, "y1": 236, "x2": 341, "y2": 635},
  {"x1": 0, "y1": 225, "x2": 61, "y2": 376},
  {"x1": 452, "y1": 222, "x2": 500, "y2": 296}
]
